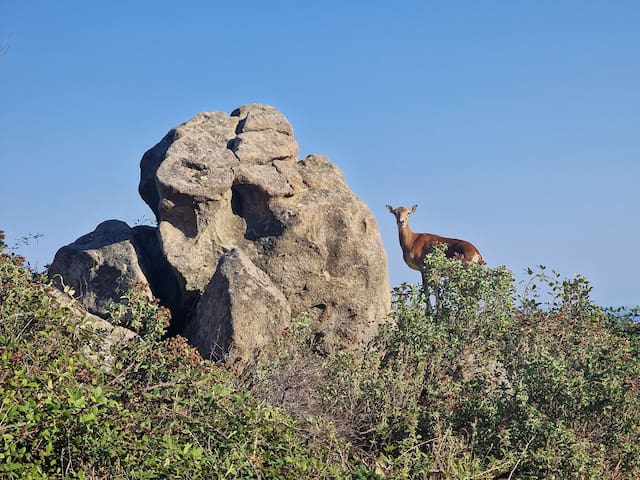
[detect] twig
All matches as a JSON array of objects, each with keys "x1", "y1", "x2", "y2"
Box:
[
  {"x1": 508, "y1": 435, "x2": 535, "y2": 480},
  {"x1": 507, "y1": 458, "x2": 522, "y2": 480}
]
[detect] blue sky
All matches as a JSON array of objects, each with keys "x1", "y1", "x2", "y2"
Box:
[{"x1": 1, "y1": 1, "x2": 639, "y2": 308}]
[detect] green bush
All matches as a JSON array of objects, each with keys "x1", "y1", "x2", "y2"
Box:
[
  {"x1": 0, "y1": 232, "x2": 362, "y2": 479},
  {"x1": 2, "y1": 230, "x2": 639, "y2": 479},
  {"x1": 106, "y1": 280, "x2": 171, "y2": 341},
  {"x1": 315, "y1": 247, "x2": 640, "y2": 479}
]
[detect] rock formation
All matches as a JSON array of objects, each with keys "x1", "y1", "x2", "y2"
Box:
[
  {"x1": 50, "y1": 103, "x2": 391, "y2": 370},
  {"x1": 48, "y1": 220, "x2": 179, "y2": 319}
]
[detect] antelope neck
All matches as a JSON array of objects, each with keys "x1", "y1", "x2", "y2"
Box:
[{"x1": 398, "y1": 223, "x2": 416, "y2": 245}]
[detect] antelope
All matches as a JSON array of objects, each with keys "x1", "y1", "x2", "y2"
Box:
[{"x1": 386, "y1": 204, "x2": 484, "y2": 298}]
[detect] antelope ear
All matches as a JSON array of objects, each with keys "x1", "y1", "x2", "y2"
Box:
[
  {"x1": 386, "y1": 205, "x2": 394, "y2": 213},
  {"x1": 409, "y1": 204, "x2": 418, "y2": 214}
]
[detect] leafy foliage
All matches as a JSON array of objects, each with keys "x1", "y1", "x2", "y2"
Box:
[
  {"x1": 106, "y1": 280, "x2": 170, "y2": 340},
  {"x1": 2, "y1": 231, "x2": 639, "y2": 479},
  {"x1": 0, "y1": 231, "x2": 360, "y2": 479},
  {"x1": 312, "y1": 247, "x2": 640, "y2": 479}
]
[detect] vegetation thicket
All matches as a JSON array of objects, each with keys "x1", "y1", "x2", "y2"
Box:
[
  {"x1": 1, "y1": 233, "x2": 639, "y2": 479},
  {"x1": 0, "y1": 231, "x2": 354, "y2": 479}
]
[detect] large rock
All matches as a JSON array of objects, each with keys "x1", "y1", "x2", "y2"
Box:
[
  {"x1": 139, "y1": 103, "x2": 391, "y2": 358},
  {"x1": 185, "y1": 248, "x2": 291, "y2": 368},
  {"x1": 48, "y1": 220, "x2": 180, "y2": 321},
  {"x1": 50, "y1": 103, "x2": 391, "y2": 370}
]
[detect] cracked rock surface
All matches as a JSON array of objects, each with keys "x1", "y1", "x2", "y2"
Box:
[{"x1": 51, "y1": 104, "x2": 391, "y2": 371}]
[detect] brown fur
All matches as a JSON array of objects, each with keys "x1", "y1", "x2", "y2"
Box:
[{"x1": 386, "y1": 204, "x2": 485, "y2": 272}]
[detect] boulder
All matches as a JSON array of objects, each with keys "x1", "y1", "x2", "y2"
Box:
[
  {"x1": 48, "y1": 220, "x2": 180, "y2": 321},
  {"x1": 50, "y1": 103, "x2": 391, "y2": 369},
  {"x1": 140, "y1": 103, "x2": 391, "y2": 357},
  {"x1": 185, "y1": 248, "x2": 291, "y2": 369}
]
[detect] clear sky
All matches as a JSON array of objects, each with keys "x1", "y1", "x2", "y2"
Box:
[{"x1": 1, "y1": 1, "x2": 638, "y2": 308}]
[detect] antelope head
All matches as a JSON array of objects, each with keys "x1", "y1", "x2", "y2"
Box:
[{"x1": 386, "y1": 204, "x2": 417, "y2": 228}]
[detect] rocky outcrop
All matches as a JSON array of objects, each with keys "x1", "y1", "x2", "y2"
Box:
[
  {"x1": 140, "y1": 104, "x2": 390, "y2": 360},
  {"x1": 51, "y1": 103, "x2": 391, "y2": 371},
  {"x1": 48, "y1": 220, "x2": 180, "y2": 320}
]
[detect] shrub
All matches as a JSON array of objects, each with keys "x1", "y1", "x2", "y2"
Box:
[
  {"x1": 106, "y1": 280, "x2": 171, "y2": 341},
  {"x1": 3, "y1": 230, "x2": 639, "y2": 479},
  {"x1": 314, "y1": 247, "x2": 640, "y2": 479},
  {"x1": 0, "y1": 232, "x2": 363, "y2": 479}
]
